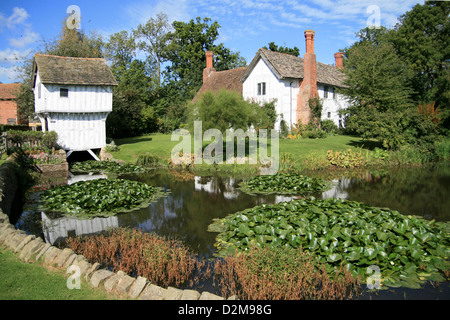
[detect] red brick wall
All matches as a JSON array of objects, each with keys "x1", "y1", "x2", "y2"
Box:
[{"x1": 0, "y1": 100, "x2": 18, "y2": 124}]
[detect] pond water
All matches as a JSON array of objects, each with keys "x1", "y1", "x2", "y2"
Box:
[{"x1": 17, "y1": 163, "x2": 450, "y2": 300}]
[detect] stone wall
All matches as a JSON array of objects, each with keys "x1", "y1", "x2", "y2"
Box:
[{"x1": 0, "y1": 159, "x2": 233, "y2": 300}]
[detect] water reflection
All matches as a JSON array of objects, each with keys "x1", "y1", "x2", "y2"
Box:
[
  {"x1": 41, "y1": 212, "x2": 119, "y2": 245},
  {"x1": 18, "y1": 164, "x2": 450, "y2": 257}
]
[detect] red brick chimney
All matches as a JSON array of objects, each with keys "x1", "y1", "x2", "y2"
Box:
[
  {"x1": 203, "y1": 51, "x2": 216, "y2": 83},
  {"x1": 305, "y1": 30, "x2": 315, "y2": 54},
  {"x1": 334, "y1": 52, "x2": 344, "y2": 69},
  {"x1": 297, "y1": 30, "x2": 318, "y2": 126}
]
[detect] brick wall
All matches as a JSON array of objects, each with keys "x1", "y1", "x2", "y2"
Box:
[{"x1": 0, "y1": 100, "x2": 18, "y2": 125}]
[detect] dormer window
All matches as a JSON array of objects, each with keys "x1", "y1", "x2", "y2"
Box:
[{"x1": 60, "y1": 88, "x2": 69, "y2": 97}]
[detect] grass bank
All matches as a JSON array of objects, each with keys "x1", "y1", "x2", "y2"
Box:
[
  {"x1": 110, "y1": 133, "x2": 446, "y2": 173},
  {"x1": 0, "y1": 246, "x2": 119, "y2": 300},
  {"x1": 111, "y1": 134, "x2": 370, "y2": 171}
]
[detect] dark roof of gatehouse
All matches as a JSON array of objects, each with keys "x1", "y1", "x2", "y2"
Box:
[{"x1": 32, "y1": 54, "x2": 118, "y2": 87}]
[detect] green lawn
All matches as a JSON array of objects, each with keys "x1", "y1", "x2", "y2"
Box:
[
  {"x1": 111, "y1": 133, "x2": 370, "y2": 167},
  {"x1": 0, "y1": 246, "x2": 119, "y2": 300}
]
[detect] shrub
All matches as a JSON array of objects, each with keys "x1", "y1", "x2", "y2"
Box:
[
  {"x1": 321, "y1": 119, "x2": 339, "y2": 134},
  {"x1": 302, "y1": 129, "x2": 327, "y2": 139},
  {"x1": 187, "y1": 90, "x2": 269, "y2": 134},
  {"x1": 326, "y1": 149, "x2": 365, "y2": 168},
  {"x1": 136, "y1": 154, "x2": 162, "y2": 167},
  {"x1": 6, "y1": 130, "x2": 59, "y2": 152}
]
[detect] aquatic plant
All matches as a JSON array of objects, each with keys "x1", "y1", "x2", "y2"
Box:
[
  {"x1": 214, "y1": 245, "x2": 361, "y2": 300},
  {"x1": 210, "y1": 198, "x2": 450, "y2": 289},
  {"x1": 238, "y1": 172, "x2": 329, "y2": 195},
  {"x1": 66, "y1": 227, "x2": 200, "y2": 288},
  {"x1": 70, "y1": 160, "x2": 147, "y2": 174},
  {"x1": 40, "y1": 178, "x2": 168, "y2": 217}
]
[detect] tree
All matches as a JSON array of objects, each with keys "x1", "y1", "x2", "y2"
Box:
[
  {"x1": 341, "y1": 27, "x2": 413, "y2": 112},
  {"x1": 104, "y1": 31, "x2": 158, "y2": 137},
  {"x1": 263, "y1": 42, "x2": 300, "y2": 56},
  {"x1": 164, "y1": 17, "x2": 246, "y2": 103},
  {"x1": 134, "y1": 12, "x2": 173, "y2": 87},
  {"x1": 187, "y1": 90, "x2": 268, "y2": 135},
  {"x1": 104, "y1": 30, "x2": 136, "y2": 73},
  {"x1": 388, "y1": 1, "x2": 450, "y2": 130},
  {"x1": 15, "y1": 83, "x2": 34, "y2": 125},
  {"x1": 340, "y1": 27, "x2": 417, "y2": 149},
  {"x1": 42, "y1": 21, "x2": 104, "y2": 58}
]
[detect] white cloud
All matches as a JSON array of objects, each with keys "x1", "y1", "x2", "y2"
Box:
[
  {"x1": 9, "y1": 28, "x2": 39, "y2": 48},
  {"x1": 125, "y1": 0, "x2": 190, "y2": 26},
  {"x1": 0, "y1": 65, "x2": 20, "y2": 83},
  {"x1": 0, "y1": 7, "x2": 29, "y2": 29}
]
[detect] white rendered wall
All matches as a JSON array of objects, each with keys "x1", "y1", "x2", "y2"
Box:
[
  {"x1": 34, "y1": 82, "x2": 113, "y2": 114},
  {"x1": 46, "y1": 112, "x2": 109, "y2": 150},
  {"x1": 242, "y1": 58, "x2": 299, "y2": 131},
  {"x1": 317, "y1": 84, "x2": 349, "y2": 128}
]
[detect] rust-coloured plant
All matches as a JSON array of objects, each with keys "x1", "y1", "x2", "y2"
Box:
[
  {"x1": 214, "y1": 245, "x2": 361, "y2": 300},
  {"x1": 66, "y1": 227, "x2": 201, "y2": 288}
]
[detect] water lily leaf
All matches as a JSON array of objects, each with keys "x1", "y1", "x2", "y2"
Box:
[
  {"x1": 346, "y1": 251, "x2": 361, "y2": 261},
  {"x1": 327, "y1": 253, "x2": 342, "y2": 262},
  {"x1": 376, "y1": 231, "x2": 387, "y2": 241}
]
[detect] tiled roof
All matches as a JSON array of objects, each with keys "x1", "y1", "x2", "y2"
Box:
[
  {"x1": 32, "y1": 54, "x2": 118, "y2": 87},
  {"x1": 241, "y1": 48, "x2": 347, "y2": 87},
  {"x1": 192, "y1": 67, "x2": 248, "y2": 102},
  {"x1": 0, "y1": 83, "x2": 20, "y2": 100}
]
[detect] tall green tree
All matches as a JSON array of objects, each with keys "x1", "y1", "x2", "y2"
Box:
[
  {"x1": 134, "y1": 12, "x2": 173, "y2": 88},
  {"x1": 104, "y1": 30, "x2": 136, "y2": 73},
  {"x1": 340, "y1": 27, "x2": 417, "y2": 149},
  {"x1": 104, "y1": 31, "x2": 158, "y2": 137},
  {"x1": 164, "y1": 17, "x2": 246, "y2": 103},
  {"x1": 341, "y1": 27, "x2": 413, "y2": 112},
  {"x1": 388, "y1": 0, "x2": 450, "y2": 129}
]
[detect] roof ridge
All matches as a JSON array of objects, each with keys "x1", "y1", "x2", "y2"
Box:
[
  {"x1": 259, "y1": 47, "x2": 302, "y2": 60},
  {"x1": 34, "y1": 53, "x2": 105, "y2": 60}
]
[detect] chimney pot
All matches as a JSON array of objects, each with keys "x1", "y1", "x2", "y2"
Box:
[
  {"x1": 205, "y1": 51, "x2": 214, "y2": 68},
  {"x1": 304, "y1": 30, "x2": 315, "y2": 54},
  {"x1": 203, "y1": 51, "x2": 216, "y2": 83},
  {"x1": 334, "y1": 52, "x2": 344, "y2": 69}
]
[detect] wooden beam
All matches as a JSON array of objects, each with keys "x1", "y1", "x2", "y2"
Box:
[{"x1": 87, "y1": 149, "x2": 100, "y2": 161}]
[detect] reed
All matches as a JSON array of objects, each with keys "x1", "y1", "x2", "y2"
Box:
[
  {"x1": 214, "y1": 245, "x2": 361, "y2": 300},
  {"x1": 66, "y1": 227, "x2": 201, "y2": 288}
]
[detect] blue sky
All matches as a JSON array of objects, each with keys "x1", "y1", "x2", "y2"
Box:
[{"x1": 0, "y1": 0, "x2": 424, "y2": 84}]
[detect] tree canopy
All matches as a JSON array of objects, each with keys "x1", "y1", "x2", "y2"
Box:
[{"x1": 340, "y1": 1, "x2": 448, "y2": 151}]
